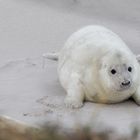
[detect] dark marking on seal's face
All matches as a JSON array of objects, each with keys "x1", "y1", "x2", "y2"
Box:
[{"x1": 116, "y1": 52, "x2": 122, "y2": 59}]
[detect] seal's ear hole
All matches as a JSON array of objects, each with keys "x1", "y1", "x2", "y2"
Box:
[
  {"x1": 136, "y1": 55, "x2": 140, "y2": 63},
  {"x1": 111, "y1": 69, "x2": 116, "y2": 75}
]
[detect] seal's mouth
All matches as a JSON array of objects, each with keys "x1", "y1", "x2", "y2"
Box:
[
  {"x1": 120, "y1": 80, "x2": 131, "y2": 89},
  {"x1": 121, "y1": 85, "x2": 131, "y2": 91},
  {"x1": 114, "y1": 80, "x2": 132, "y2": 92},
  {"x1": 116, "y1": 84, "x2": 131, "y2": 92},
  {"x1": 121, "y1": 84, "x2": 131, "y2": 89}
]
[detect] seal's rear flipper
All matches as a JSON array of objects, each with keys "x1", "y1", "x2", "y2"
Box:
[
  {"x1": 42, "y1": 52, "x2": 59, "y2": 61},
  {"x1": 42, "y1": 52, "x2": 59, "y2": 68}
]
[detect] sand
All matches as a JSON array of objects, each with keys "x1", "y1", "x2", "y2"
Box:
[{"x1": 1, "y1": 0, "x2": 140, "y2": 136}]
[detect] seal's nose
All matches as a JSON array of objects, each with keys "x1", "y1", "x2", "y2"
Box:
[{"x1": 121, "y1": 81, "x2": 131, "y2": 86}]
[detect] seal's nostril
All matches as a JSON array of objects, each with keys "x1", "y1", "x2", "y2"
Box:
[{"x1": 122, "y1": 81, "x2": 130, "y2": 86}]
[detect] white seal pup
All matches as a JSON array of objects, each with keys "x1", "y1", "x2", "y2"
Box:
[{"x1": 44, "y1": 25, "x2": 140, "y2": 108}]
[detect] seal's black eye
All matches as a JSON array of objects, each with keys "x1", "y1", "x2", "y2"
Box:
[
  {"x1": 128, "y1": 67, "x2": 132, "y2": 72},
  {"x1": 111, "y1": 69, "x2": 116, "y2": 75}
]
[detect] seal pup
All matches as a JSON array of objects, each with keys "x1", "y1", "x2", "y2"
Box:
[{"x1": 44, "y1": 25, "x2": 140, "y2": 108}]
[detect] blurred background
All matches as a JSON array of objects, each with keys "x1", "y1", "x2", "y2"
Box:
[{"x1": 0, "y1": 0, "x2": 140, "y2": 65}]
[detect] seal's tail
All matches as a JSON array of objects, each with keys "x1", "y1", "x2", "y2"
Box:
[{"x1": 42, "y1": 52, "x2": 59, "y2": 61}]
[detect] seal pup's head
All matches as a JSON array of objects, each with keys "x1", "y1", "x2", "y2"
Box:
[{"x1": 99, "y1": 51, "x2": 139, "y2": 94}]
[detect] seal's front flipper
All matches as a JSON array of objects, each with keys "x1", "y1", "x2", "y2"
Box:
[
  {"x1": 64, "y1": 73, "x2": 85, "y2": 109},
  {"x1": 132, "y1": 86, "x2": 140, "y2": 105}
]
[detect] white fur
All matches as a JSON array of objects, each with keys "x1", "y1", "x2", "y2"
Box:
[{"x1": 57, "y1": 25, "x2": 140, "y2": 108}]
